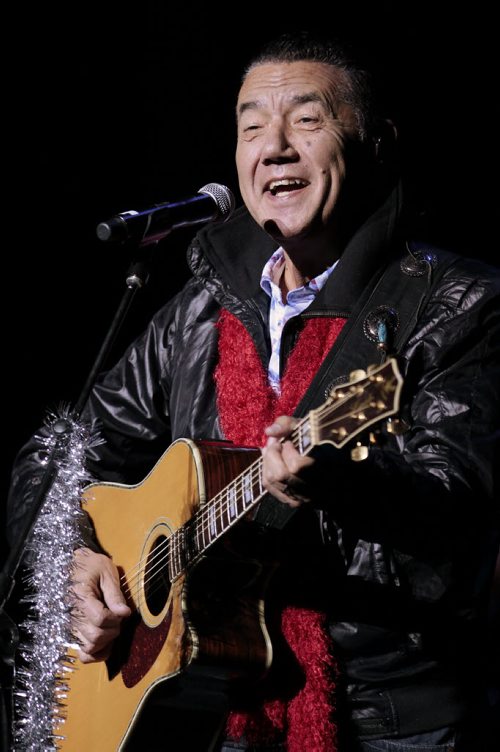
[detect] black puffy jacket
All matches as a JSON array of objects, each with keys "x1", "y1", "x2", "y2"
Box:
[{"x1": 8, "y1": 185, "x2": 500, "y2": 739}]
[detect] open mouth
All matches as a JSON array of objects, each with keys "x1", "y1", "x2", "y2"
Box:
[{"x1": 266, "y1": 178, "x2": 309, "y2": 196}]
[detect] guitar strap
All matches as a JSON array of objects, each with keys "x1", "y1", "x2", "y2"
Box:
[{"x1": 255, "y1": 245, "x2": 456, "y2": 529}]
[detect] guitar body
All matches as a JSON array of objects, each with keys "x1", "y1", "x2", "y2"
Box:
[
  {"x1": 55, "y1": 439, "x2": 272, "y2": 751},
  {"x1": 52, "y1": 358, "x2": 403, "y2": 750}
]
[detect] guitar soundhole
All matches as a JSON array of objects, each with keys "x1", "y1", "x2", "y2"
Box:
[{"x1": 144, "y1": 535, "x2": 171, "y2": 616}]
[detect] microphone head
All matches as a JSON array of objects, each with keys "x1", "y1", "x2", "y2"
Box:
[{"x1": 198, "y1": 183, "x2": 235, "y2": 222}]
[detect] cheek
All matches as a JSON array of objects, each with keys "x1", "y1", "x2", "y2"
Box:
[
  {"x1": 236, "y1": 143, "x2": 256, "y2": 182},
  {"x1": 325, "y1": 146, "x2": 347, "y2": 181},
  {"x1": 236, "y1": 156, "x2": 256, "y2": 207},
  {"x1": 235, "y1": 145, "x2": 244, "y2": 175},
  {"x1": 304, "y1": 137, "x2": 344, "y2": 173}
]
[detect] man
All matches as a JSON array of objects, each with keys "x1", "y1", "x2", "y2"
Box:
[{"x1": 8, "y1": 32, "x2": 500, "y2": 751}]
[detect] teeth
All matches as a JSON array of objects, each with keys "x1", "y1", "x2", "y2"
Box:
[{"x1": 269, "y1": 178, "x2": 306, "y2": 195}]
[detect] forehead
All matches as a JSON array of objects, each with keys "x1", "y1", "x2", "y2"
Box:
[{"x1": 237, "y1": 60, "x2": 345, "y2": 112}]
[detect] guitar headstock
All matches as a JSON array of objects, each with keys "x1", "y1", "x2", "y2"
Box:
[{"x1": 311, "y1": 357, "x2": 403, "y2": 448}]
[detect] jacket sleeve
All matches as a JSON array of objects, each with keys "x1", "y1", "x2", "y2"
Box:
[
  {"x1": 316, "y1": 264, "x2": 500, "y2": 554},
  {"x1": 6, "y1": 287, "x2": 184, "y2": 549}
]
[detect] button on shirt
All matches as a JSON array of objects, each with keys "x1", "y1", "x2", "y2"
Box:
[{"x1": 260, "y1": 248, "x2": 338, "y2": 394}]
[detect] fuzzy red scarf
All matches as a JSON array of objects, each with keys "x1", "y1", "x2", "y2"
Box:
[{"x1": 214, "y1": 308, "x2": 346, "y2": 751}]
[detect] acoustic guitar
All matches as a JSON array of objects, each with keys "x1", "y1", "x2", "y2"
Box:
[{"x1": 54, "y1": 358, "x2": 403, "y2": 750}]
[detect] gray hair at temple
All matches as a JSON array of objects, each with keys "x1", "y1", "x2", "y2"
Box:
[{"x1": 243, "y1": 31, "x2": 385, "y2": 142}]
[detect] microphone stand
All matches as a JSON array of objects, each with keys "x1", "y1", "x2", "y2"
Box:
[{"x1": 0, "y1": 246, "x2": 156, "y2": 752}]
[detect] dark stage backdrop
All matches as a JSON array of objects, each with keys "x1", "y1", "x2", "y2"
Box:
[{"x1": 2, "y1": 2, "x2": 498, "y2": 560}]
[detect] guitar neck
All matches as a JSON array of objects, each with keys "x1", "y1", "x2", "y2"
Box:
[
  {"x1": 168, "y1": 416, "x2": 311, "y2": 579},
  {"x1": 168, "y1": 357, "x2": 402, "y2": 580}
]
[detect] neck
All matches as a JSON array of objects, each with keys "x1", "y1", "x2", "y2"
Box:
[{"x1": 279, "y1": 235, "x2": 340, "y2": 294}]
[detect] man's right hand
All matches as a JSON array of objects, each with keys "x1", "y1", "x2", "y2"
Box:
[{"x1": 71, "y1": 547, "x2": 131, "y2": 663}]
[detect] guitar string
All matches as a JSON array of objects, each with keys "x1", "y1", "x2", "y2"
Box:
[
  {"x1": 120, "y1": 392, "x2": 379, "y2": 609},
  {"x1": 124, "y1": 459, "x2": 267, "y2": 611},
  {"x1": 118, "y1": 453, "x2": 265, "y2": 594},
  {"x1": 139, "y1": 386, "x2": 380, "y2": 586},
  {"x1": 123, "y1": 362, "x2": 394, "y2": 604},
  {"x1": 119, "y1": 385, "x2": 387, "y2": 608},
  {"x1": 118, "y1": 422, "x2": 294, "y2": 594},
  {"x1": 121, "y1": 415, "x2": 299, "y2": 607},
  {"x1": 123, "y1": 405, "x2": 381, "y2": 609}
]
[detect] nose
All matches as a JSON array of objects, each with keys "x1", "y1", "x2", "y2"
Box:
[{"x1": 261, "y1": 120, "x2": 299, "y2": 165}]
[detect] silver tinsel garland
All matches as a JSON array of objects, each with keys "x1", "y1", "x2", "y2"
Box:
[{"x1": 13, "y1": 410, "x2": 98, "y2": 751}]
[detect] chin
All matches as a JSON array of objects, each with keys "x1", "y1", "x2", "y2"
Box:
[
  {"x1": 262, "y1": 216, "x2": 314, "y2": 242},
  {"x1": 262, "y1": 219, "x2": 293, "y2": 240}
]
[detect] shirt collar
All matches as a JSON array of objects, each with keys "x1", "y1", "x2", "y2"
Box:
[{"x1": 260, "y1": 247, "x2": 338, "y2": 301}]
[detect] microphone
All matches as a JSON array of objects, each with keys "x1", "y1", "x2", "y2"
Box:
[{"x1": 96, "y1": 183, "x2": 235, "y2": 245}]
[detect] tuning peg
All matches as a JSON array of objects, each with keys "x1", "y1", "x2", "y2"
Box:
[
  {"x1": 335, "y1": 427, "x2": 348, "y2": 439},
  {"x1": 367, "y1": 364, "x2": 385, "y2": 382},
  {"x1": 349, "y1": 369, "x2": 367, "y2": 382},
  {"x1": 351, "y1": 442, "x2": 369, "y2": 461},
  {"x1": 386, "y1": 417, "x2": 409, "y2": 435}
]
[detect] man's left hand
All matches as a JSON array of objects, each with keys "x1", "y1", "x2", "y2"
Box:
[{"x1": 261, "y1": 416, "x2": 315, "y2": 508}]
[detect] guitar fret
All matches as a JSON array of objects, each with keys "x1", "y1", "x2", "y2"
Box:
[
  {"x1": 215, "y1": 498, "x2": 225, "y2": 536},
  {"x1": 188, "y1": 526, "x2": 199, "y2": 567},
  {"x1": 228, "y1": 486, "x2": 237, "y2": 520},
  {"x1": 170, "y1": 530, "x2": 178, "y2": 579},
  {"x1": 255, "y1": 464, "x2": 263, "y2": 497},
  {"x1": 208, "y1": 503, "x2": 217, "y2": 539},
  {"x1": 223, "y1": 493, "x2": 232, "y2": 529},
  {"x1": 300, "y1": 418, "x2": 312, "y2": 452},
  {"x1": 167, "y1": 534, "x2": 175, "y2": 581},
  {"x1": 243, "y1": 471, "x2": 253, "y2": 507},
  {"x1": 178, "y1": 530, "x2": 183, "y2": 573},
  {"x1": 296, "y1": 423, "x2": 303, "y2": 454},
  {"x1": 178, "y1": 527, "x2": 190, "y2": 577},
  {"x1": 215, "y1": 497, "x2": 226, "y2": 532},
  {"x1": 195, "y1": 523, "x2": 203, "y2": 555},
  {"x1": 170, "y1": 531, "x2": 176, "y2": 579},
  {"x1": 236, "y1": 486, "x2": 244, "y2": 516},
  {"x1": 175, "y1": 529, "x2": 182, "y2": 578},
  {"x1": 192, "y1": 513, "x2": 202, "y2": 559},
  {"x1": 201, "y1": 512, "x2": 209, "y2": 550}
]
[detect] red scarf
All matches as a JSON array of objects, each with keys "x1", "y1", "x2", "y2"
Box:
[{"x1": 214, "y1": 308, "x2": 346, "y2": 751}]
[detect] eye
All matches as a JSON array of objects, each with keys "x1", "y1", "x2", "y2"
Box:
[
  {"x1": 295, "y1": 114, "x2": 321, "y2": 127},
  {"x1": 239, "y1": 121, "x2": 264, "y2": 141}
]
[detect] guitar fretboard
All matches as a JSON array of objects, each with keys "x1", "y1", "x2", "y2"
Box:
[
  {"x1": 166, "y1": 357, "x2": 401, "y2": 582},
  {"x1": 168, "y1": 416, "x2": 314, "y2": 580}
]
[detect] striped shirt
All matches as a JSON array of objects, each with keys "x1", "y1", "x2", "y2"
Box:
[{"x1": 260, "y1": 248, "x2": 338, "y2": 393}]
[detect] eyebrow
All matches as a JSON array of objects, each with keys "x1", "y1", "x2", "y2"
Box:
[{"x1": 237, "y1": 92, "x2": 324, "y2": 118}]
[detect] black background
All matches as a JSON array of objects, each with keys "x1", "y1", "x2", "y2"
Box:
[{"x1": 2, "y1": 2, "x2": 499, "y2": 556}]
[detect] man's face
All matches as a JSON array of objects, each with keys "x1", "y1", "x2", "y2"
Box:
[{"x1": 236, "y1": 61, "x2": 360, "y2": 242}]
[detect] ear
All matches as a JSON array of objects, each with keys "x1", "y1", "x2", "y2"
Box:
[{"x1": 371, "y1": 119, "x2": 398, "y2": 164}]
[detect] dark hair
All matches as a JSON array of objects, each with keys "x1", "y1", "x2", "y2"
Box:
[{"x1": 244, "y1": 31, "x2": 382, "y2": 141}]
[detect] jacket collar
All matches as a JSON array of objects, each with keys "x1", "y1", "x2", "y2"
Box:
[{"x1": 188, "y1": 180, "x2": 404, "y2": 315}]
